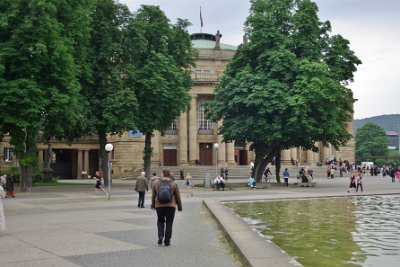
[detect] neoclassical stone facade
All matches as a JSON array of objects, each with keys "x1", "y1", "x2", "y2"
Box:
[{"x1": 0, "y1": 32, "x2": 355, "y2": 179}]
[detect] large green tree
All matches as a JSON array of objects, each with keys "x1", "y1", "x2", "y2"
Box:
[
  {"x1": 127, "y1": 5, "x2": 196, "y2": 178},
  {"x1": 0, "y1": 0, "x2": 91, "y2": 190},
  {"x1": 208, "y1": 0, "x2": 361, "y2": 182},
  {"x1": 355, "y1": 123, "x2": 389, "y2": 159},
  {"x1": 83, "y1": 0, "x2": 138, "y2": 183}
]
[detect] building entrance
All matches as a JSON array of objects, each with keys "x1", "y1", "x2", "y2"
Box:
[
  {"x1": 199, "y1": 143, "x2": 213, "y2": 165},
  {"x1": 51, "y1": 149, "x2": 72, "y2": 179},
  {"x1": 234, "y1": 143, "x2": 248, "y2": 165}
]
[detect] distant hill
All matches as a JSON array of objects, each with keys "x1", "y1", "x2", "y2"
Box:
[{"x1": 354, "y1": 114, "x2": 400, "y2": 132}]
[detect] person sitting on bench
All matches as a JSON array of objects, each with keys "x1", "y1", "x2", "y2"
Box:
[{"x1": 214, "y1": 175, "x2": 225, "y2": 191}]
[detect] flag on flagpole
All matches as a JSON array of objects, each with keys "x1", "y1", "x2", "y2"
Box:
[{"x1": 200, "y1": 6, "x2": 204, "y2": 31}]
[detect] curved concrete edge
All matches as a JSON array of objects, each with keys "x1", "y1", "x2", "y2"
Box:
[{"x1": 203, "y1": 199, "x2": 301, "y2": 267}]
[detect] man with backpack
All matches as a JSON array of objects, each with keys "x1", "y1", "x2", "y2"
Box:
[{"x1": 151, "y1": 169, "x2": 182, "y2": 246}]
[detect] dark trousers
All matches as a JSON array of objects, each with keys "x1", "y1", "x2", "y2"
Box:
[
  {"x1": 216, "y1": 182, "x2": 225, "y2": 190},
  {"x1": 284, "y1": 178, "x2": 288, "y2": 187},
  {"x1": 356, "y1": 183, "x2": 363, "y2": 192},
  {"x1": 138, "y1": 191, "x2": 145, "y2": 207},
  {"x1": 156, "y1": 207, "x2": 176, "y2": 240}
]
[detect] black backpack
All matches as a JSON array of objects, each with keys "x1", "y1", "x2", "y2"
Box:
[{"x1": 157, "y1": 179, "x2": 173, "y2": 204}]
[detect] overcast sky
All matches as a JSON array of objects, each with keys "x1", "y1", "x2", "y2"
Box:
[{"x1": 120, "y1": 0, "x2": 400, "y2": 119}]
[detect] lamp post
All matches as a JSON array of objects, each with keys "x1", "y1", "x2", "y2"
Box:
[
  {"x1": 105, "y1": 143, "x2": 114, "y2": 199},
  {"x1": 213, "y1": 143, "x2": 219, "y2": 177}
]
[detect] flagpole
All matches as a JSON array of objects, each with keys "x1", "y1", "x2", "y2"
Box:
[{"x1": 200, "y1": 6, "x2": 203, "y2": 33}]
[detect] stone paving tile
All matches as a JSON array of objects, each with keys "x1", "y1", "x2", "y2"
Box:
[
  {"x1": 7, "y1": 258, "x2": 82, "y2": 267},
  {"x1": 12, "y1": 228, "x2": 145, "y2": 257},
  {"x1": 65, "y1": 202, "x2": 241, "y2": 267}
]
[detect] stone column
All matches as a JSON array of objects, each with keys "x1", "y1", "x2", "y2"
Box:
[
  {"x1": 290, "y1": 148, "x2": 298, "y2": 165},
  {"x1": 306, "y1": 149, "x2": 314, "y2": 165},
  {"x1": 77, "y1": 150, "x2": 83, "y2": 179},
  {"x1": 188, "y1": 95, "x2": 198, "y2": 164},
  {"x1": 281, "y1": 149, "x2": 291, "y2": 164},
  {"x1": 179, "y1": 112, "x2": 188, "y2": 166},
  {"x1": 322, "y1": 145, "x2": 332, "y2": 162},
  {"x1": 152, "y1": 131, "x2": 161, "y2": 165},
  {"x1": 84, "y1": 150, "x2": 89, "y2": 174},
  {"x1": 226, "y1": 142, "x2": 236, "y2": 165},
  {"x1": 217, "y1": 121, "x2": 226, "y2": 165},
  {"x1": 38, "y1": 150, "x2": 44, "y2": 171}
]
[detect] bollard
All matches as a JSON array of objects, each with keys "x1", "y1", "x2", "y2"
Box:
[{"x1": 204, "y1": 172, "x2": 210, "y2": 189}]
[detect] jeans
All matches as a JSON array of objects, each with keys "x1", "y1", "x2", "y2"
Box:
[
  {"x1": 156, "y1": 207, "x2": 176, "y2": 240},
  {"x1": 138, "y1": 191, "x2": 145, "y2": 207},
  {"x1": 284, "y1": 178, "x2": 288, "y2": 187},
  {"x1": 356, "y1": 183, "x2": 363, "y2": 192}
]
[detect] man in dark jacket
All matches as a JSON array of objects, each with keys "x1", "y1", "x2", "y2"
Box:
[
  {"x1": 151, "y1": 169, "x2": 182, "y2": 246},
  {"x1": 135, "y1": 172, "x2": 148, "y2": 208}
]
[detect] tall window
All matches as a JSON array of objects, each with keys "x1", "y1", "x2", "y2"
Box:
[
  {"x1": 198, "y1": 101, "x2": 211, "y2": 130},
  {"x1": 3, "y1": 148, "x2": 13, "y2": 162},
  {"x1": 169, "y1": 119, "x2": 177, "y2": 131},
  {"x1": 166, "y1": 119, "x2": 178, "y2": 135}
]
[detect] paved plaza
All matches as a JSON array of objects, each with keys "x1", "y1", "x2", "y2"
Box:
[{"x1": 1, "y1": 175, "x2": 399, "y2": 267}]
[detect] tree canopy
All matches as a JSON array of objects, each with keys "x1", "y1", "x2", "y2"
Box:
[
  {"x1": 355, "y1": 123, "x2": 389, "y2": 159},
  {"x1": 126, "y1": 5, "x2": 197, "y2": 178},
  {"x1": 0, "y1": 0, "x2": 92, "y2": 190},
  {"x1": 207, "y1": 0, "x2": 361, "y2": 181},
  {"x1": 83, "y1": 0, "x2": 138, "y2": 182}
]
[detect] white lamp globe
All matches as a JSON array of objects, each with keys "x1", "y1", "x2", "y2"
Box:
[
  {"x1": 105, "y1": 143, "x2": 114, "y2": 152},
  {"x1": 213, "y1": 143, "x2": 219, "y2": 149}
]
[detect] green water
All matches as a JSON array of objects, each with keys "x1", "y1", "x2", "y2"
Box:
[{"x1": 227, "y1": 198, "x2": 366, "y2": 267}]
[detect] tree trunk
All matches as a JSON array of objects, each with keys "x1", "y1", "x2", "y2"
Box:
[
  {"x1": 275, "y1": 150, "x2": 281, "y2": 183},
  {"x1": 143, "y1": 132, "x2": 153, "y2": 181},
  {"x1": 253, "y1": 142, "x2": 279, "y2": 183},
  {"x1": 20, "y1": 165, "x2": 33, "y2": 192},
  {"x1": 42, "y1": 142, "x2": 53, "y2": 182},
  {"x1": 44, "y1": 143, "x2": 53, "y2": 170},
  {"x1": 20, "y1": 130, "x2": 37, "y2": 192},
  {"x1": 98, "y1": 131, "x2": 109, "y2": 186}
]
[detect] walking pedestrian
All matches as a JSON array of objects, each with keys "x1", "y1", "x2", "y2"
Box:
[
  {"x1": 396, "y1": 168, "x2": 400, "y2": 182},
  {"x1": 224, "y1": 168, "x2": 229, "y2": 180},
  {"x1": 93, "y1": 171, "x2": 107, "y2": 196},
  {"x1": 5, "y1": 174, "x2": 15, "y2": 198},
  {"x1": 135, "y1": 171, "x2": 148, "y2": 208},
  {"x1": 330, "y1": 166, "x2": 335, "y2": 179},
  {"x1": 0, "y1": 184, "x2": 5, "y2": 232},
  {"x1": 150, "y1": 172, "x2": 159, "y2": 189},
  {"x1": 151, "y1": 169, "x2": 182, "y2": 246},
  {"x1": 283, "y1": 168, "x2": 289, "y2": 187},
  {"x1": 389, "y1": 167, "x2": 395, "y2": 183},
  {"x1": 356, "y1": 172, "x2": 363, "y2": 193},
  {"x1": 348, "y1": 174, "x2": 356, "y2": 193},
  {"x1": 185, "y1": 172, "x2": 194, "y2": 197}
]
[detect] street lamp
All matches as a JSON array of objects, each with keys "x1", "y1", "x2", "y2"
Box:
[
  {"x1": 105, "y1": 143, "x2": 114, "y2": 199},
  {"x1": 213, "y1": 143, "x2": 219, "y2": 177}
]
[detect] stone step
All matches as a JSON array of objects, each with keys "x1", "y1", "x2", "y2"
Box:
[{"x1": 121, "y1": 165, "x2": 342, "y2": 180}]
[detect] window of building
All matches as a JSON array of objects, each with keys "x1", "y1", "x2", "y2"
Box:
[
  {"x1": 165, "y1": 119, "x2": 178, "y2": 135},
  {"x1": 198, "y1": 101, "x2": 212, "y2": 130},
  {"x1": 3, "y1": 148, "x2": 13, "y2": 162},
  {"x1": 169, "y1": 119, "x2": 177, "y2": 131}
]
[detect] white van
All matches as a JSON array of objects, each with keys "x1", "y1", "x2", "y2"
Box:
[{"x1": 361, "y1": 162, "x2": 374, "y2": 169}]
